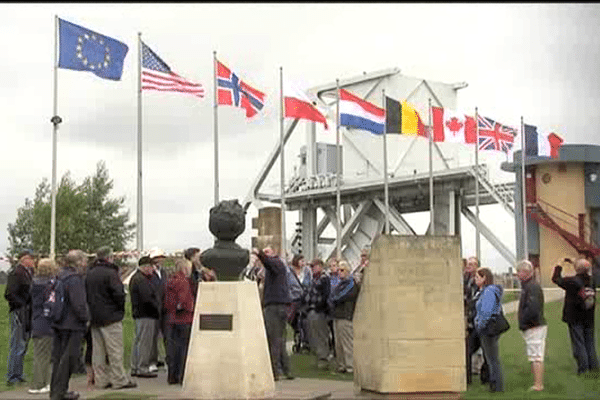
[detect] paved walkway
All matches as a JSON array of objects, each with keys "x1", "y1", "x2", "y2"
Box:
[
  {"x1": 0, "y1": 373, "x2": 461, "y2": 400},
  {"x1": 0, "y1": 290, "x2": 565, "y2": 400}
]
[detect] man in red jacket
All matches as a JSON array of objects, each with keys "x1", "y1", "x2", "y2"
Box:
[{"x1": 164, "y1": 258, "x2": 195, "y2": 385}]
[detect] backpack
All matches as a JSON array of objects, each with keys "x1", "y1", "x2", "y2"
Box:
[
  {"x1": 577, "y1": 277, "x2": 596, "y2": 310},
  {"x1": 42, "y1": 276, "x2": 68, "y2": 324}
]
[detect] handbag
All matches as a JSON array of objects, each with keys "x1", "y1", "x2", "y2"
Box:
[{"x1": 482, "y1": 311, "x2": 510, "y2": 336}]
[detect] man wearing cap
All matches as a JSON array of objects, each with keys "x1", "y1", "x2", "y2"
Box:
[
  {"x1": 129, "y1": 256, "x2": 160, "y2": 378},
  {"x1": 148, "y1": 248, "x2": 167, "y2": 372},
  {"x1": 85, "y1": 246, "x2": 136, "y2": 390},
  {"x1": 4, "y1": 249, "x2": 35, "y2": 385}
]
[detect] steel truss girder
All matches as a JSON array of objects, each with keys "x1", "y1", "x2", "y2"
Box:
[
  {"x1": 324, "y1": 200, "x2": 372, "y2": 261},
  {"x1": 461, "y1": 205, "x2": 516, "y2": 265},
  {"x1": 243, "y1": 119, "x2": 299, "y2": 211},
  {"x1": 372, "y1": 197, "x2": 416, "y2": 235}
]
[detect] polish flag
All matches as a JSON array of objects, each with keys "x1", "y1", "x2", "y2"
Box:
[
  {"x1": 431, "y1": 106, "x2": 476, "y2": 143},
  {"x1": 284, "y1": 82, "x2": 328, "y2": 128}
]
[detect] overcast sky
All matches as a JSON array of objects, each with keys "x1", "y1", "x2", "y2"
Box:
[{"x1": 2, "y1": 3, "x2": 600, "y2": 273}]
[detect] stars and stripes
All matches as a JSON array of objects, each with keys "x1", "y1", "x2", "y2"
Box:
[
  {"x1": 477, "y1": 115, "x2": 516, "y2": 153},
  {"x1": 141, "y1": 41, "x2": 204, "y2": 98}
]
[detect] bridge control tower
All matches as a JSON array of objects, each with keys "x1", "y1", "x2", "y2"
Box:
[{"x1": 502, "y1": 145, "x2": 600, "y2": 286}]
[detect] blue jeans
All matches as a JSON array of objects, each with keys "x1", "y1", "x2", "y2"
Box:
[
  {"x1": 7, "y1": 308, "x2": 30, "y2": 383},
  {"x1": 480, "y1": 333, "x2": 504, "y2": 392},
  {"x1": 568, "y1": 322, "x2": 599, "y2": 374}
]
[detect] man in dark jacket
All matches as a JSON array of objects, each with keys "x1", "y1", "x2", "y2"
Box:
[
  {"x1": 129, "y1": 256, "x2": 160, "y2": 378},
  {"x1": 4, "y1": 249, "x2": 34, "y2": 385},
  {"x1": 517, "y1": 260, "x2": 547, "y2": 391},
  {"x1": 305, "y1": 258, "x2": 331, "y2": 369},
  {"x1": 330, "y1": 260, "x2": 358, "y2": 374},
  {"x1": 552, "y1": 258, "x2": 599, "y2": 375},
  {"x1": 255, "y1": 246, "x2": 294, "y2": 381},
  {"x1": 85, "y1": 247, "x2": 136, "y2": 390},
  {"x1": 50, "y1": 249, "x2": 90, "y2": 400},
  {"x1": 148, "y1": 248, "x2": 167, "y2": 373}
]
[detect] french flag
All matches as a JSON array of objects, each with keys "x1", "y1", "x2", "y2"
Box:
[
  {"x1": 339, "y1": 89, "x2": 384, "y2": 135},
  {"x1": 525, "y1": 124, "x2": 564, "y2": 158}
]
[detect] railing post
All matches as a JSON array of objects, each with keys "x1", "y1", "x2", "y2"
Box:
[{"x1": 579, "y1": 213, "x2": 586, "y2": 241}]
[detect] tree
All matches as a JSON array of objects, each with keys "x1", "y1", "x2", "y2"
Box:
[{"x1": 7, "y1": 161, "x2": 135, "y2": 257}]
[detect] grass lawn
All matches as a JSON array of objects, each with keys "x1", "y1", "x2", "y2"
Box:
[
  {"x1": 1, "y1": 284, "x2": 599, "y2": 398},
  {"x1": 502, "y1": 290, "x2": 520, "y2": 304}
]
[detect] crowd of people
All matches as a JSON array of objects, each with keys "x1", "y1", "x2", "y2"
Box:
[
  {"x1": 247, "y1": 246, "x2": 365, "y2": 380},
  {"x1": 464, "y1": 255, "x2": 599, "y2": 393},
  {"x1": 4, "y1": 246, "x2": 216, "y2": 400},
  {"x1": 5, "y1": 243, "x2": 598, "y2": 398}
]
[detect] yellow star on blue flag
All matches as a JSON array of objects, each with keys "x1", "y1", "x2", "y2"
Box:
[{"x1": 58, "y1": 18, "x2": 129, "y2": 81}]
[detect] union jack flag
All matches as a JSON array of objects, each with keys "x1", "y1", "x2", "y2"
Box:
[
  {"x1": 216, "y1": 60, "x2": 265, "y2": 118},
  {"x1": 477, "y1": 115, "x2": 517, "y2": 153}
]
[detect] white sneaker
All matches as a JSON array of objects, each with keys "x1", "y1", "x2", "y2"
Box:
[
  {"x1": 28, "y1": 384, "x2": 50, "y2": 394},
  {"x1": 148, "y1": 364, "x2": 158, "y2": 373}
]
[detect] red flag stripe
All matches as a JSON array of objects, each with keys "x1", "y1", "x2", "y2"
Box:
[
  {"x1": 141, "y1": 78, "x2": 204, "y2": 93},
  {"x1": 142, "y1": 71, "x2": 203, "y2": 88},
  {"x1": 284, "y1": 97, "x2": 328, "y2": 129}
]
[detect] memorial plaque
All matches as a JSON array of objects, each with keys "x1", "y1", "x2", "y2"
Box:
[{"x1": 199, "y1": 314, "x2": 233, "y2": 331}]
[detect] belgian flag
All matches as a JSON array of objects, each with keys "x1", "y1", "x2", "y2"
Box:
[{"x1": 385, "y1": 96, "x2": 427, "y2": 137}]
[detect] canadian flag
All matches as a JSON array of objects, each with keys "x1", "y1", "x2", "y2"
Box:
[
  {"x1": 284, "y1": 82, "x2": 328, "y2": 128},
  {"x1": 431, "y1": 106, "x2": 476, "y2": 144}
]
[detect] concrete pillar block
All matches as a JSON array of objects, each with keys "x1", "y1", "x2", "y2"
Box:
[
  {"x1": 353, "y1": 234, "x2": 466, "y2": 393},
  {"x1": 182, "y1": 282, "x2": 275, "y2": 399}
]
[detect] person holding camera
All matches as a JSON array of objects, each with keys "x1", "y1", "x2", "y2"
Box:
[
  {"x1": 552, "y1": 257, "x2": 599, "y2": 375},
  {"x1": 516, "y1": 259, "x2": 547, "y2": 391}
]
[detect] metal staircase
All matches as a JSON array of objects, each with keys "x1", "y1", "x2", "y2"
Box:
[
  {"x1": 528, "y1": 200, "x2": 600, "y2": 258},
  {"x1": 470, "y1": 165, "x2": 515, "y2": 216}
]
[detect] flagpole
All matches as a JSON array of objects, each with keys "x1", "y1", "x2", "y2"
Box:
[
  {"x1": 280, "y1": 67, "x2": 286, "y2": 257},
  {"x1": 213, "y1": 51, "x2": 219, "y2": 206},
  {"x1": 428, "y1": 98, "x2": 435, "y2": 235},
  {"x1": 136, "y1": 32, "x2": 143, "y2": 253},
  {"x1": 382, "y1": 89, "x2": 390, "y2": 234},
  {"x1": 335, "y1": 80, "x2": 342, "y2": 258},
  {"x1": 521, "y1": 116, "x2": 528, "y2": 260},
  {"x1": 49, "y1": 15, "x2": 60, "y2": 260},
  {"x1": 475, "y1": 107, "x2": 480, "y2": 261}
]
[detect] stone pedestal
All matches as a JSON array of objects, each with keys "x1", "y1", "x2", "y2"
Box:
[
  {"x1": 353, "y1": 235, "x2": 466, "y2": 393},
  {"x1": 182, "y1": 281, "x2": 275, "y2": 399}
]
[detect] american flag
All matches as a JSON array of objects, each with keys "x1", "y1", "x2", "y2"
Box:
[
  {"x1": 477, "y1": 115, "x2": 516, "y2": 153},
  {"x1": 141, "y1": 41, "x2": 204, "y2": 98}
]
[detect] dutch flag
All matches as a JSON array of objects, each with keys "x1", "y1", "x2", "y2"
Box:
[{"x1": 339, "y1": 89, "x2": 385, "y2": 135}]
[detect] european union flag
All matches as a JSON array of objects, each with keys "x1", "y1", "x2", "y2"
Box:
[{"x1": 58, "y1": 18, "x2": 129, "y2": 81}]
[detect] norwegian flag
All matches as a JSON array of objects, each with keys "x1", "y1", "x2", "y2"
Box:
[
  {"x1": 216, "y1": 60, "x2": 265, "y2": 118},
  {"x1": 477, "y1": 115, "x2": 517, "y2": 153}
]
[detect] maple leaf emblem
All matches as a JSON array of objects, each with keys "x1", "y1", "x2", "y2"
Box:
[{"x1": 445, "y1": 117, "x2": 463, "y2": 134}]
